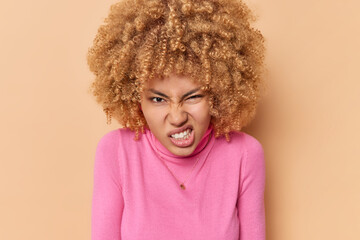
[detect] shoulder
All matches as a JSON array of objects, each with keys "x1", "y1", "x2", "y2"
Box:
[
  {"x1": 212, "y1": 131, "x2": 264, "y2": 162},
  {"x1": 237, "y1": 132, "x2": 264, "y2": 158},
  {"x1": 216, "y1": 131, "x2": 263, "y2": 154},
  {"x1": 94, "y1": 128, "x2": 136, "y2": 174},
  {"x1": 96, "y1": 128, "x2": 135, "y2": 152},
  {"x1": 231, "y1": 132, "x2": 265, "y2": 174},
  {"x1": 221, "y1": 132, "x2": 265, "y2": 166}
]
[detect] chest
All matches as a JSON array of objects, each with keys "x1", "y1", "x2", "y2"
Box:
[{"x1": 119, "y1": 151, "x2": 243, "y2": 240}]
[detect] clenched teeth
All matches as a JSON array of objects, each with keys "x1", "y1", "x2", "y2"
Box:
[{"x1": 171, "y1": 129, "x2": 191, "y2": 139}]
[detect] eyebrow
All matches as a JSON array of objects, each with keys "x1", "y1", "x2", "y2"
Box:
[{"x1": 149, "y1": 87, "x2": 201, "y2": 101}]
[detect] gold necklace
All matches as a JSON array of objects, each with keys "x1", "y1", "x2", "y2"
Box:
[
  {"x1": 157, "y1": 133, "x2": 212, "y2": 190},
  {"x1": 158, "y1": 155, "x2": 201, "y2": 190}
]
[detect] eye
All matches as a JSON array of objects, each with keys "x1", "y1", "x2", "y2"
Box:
[
  {"x1": 151, "y1": 97, "x2": 165, "y2": 103},
  {"x1": 186, "y1": 95, "x2": 203, "y2": 101}
]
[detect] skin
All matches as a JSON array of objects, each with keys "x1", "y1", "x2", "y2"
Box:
[{"x1": 140, "y1": 74, "x2": 211, "y2": 156}]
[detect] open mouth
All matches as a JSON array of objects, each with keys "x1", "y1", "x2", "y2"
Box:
[
  {"x1": 170, "y1": 128, "x2": 192, "y2": 140},
  {"x1": 169, "y1": 128, "x2": 195, "y2": 148}
]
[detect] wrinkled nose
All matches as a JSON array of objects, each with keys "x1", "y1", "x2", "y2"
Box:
[{"x1": 167, "y1": 105, "x2": 188, "y2": 127}]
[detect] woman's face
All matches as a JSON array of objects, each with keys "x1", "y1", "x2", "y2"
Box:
[{"x1": 140, "y1": 74, "x2": 211, "y2": 156}]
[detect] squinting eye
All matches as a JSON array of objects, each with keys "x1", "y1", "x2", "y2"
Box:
[
  {"x1": 151, "y1": 97, "x2": 165, "y2": 103},
  {"x1": 187, "y1": 95, "x2": 203, "y2": 100}
]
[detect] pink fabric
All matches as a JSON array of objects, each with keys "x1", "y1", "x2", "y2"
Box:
[{"x1": 92, "y1": 127, "x2": 266, "y2": 240}]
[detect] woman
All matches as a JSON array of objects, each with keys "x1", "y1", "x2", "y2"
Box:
[{"x1": 88, "y1": 0, "x2": 266, "y2": 239}]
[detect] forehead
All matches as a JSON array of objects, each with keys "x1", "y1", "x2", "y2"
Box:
[{"x1": 144, "y1": 74, "x2": 202, "y2": 92}]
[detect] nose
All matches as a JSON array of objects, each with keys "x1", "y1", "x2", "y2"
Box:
[{"x1": 167, "y1": 104, "x2": 188, "y2": 127}]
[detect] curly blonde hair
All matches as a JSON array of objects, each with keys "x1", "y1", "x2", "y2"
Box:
[{"x1": 87, "y1": 0, "x2": 265, "y2": 140}]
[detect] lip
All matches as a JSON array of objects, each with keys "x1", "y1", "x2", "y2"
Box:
[
  {"x1": 167, "y1": 125, "x2": 193, "y2": 137},
  {"x1": 169, "y1": 128, "x2": 195, "y2": 148}
]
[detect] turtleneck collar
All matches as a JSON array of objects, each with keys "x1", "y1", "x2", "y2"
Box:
[{"x1": 145, "y1": 124, "x2": 215, "y2": 164}]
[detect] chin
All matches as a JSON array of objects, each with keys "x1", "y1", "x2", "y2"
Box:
[{"x1": 169, "y1": 145, "x2": 196, "y2": 157}]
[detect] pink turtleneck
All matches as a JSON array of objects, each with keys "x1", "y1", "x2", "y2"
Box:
[{"x1": 92, "y1": 126, "x2": 266, "y2": 240}]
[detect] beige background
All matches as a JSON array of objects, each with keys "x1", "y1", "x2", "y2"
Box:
[{"x1": 1, "y1": 0, "x2": 359, "y2": 239}]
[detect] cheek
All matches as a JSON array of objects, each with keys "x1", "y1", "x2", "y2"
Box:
[
  {"x1": 141, "y1": 104, "x2": 167, "y2": 125},
  {"x1": 187, "y1": 103, "x2": 211, "y2": 123}
]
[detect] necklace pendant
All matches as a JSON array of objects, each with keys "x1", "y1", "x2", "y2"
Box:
[{"x1": 180, "y1": 183, "x2": 186, "y2": 190}]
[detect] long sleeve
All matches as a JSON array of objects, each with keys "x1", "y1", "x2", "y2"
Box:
[
  {"x1": 237, "y1": 135, "x2": 266, "y2": 240},
  {"x1": 92, "y1": 130, "x2": 124, "y2": 240}
]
